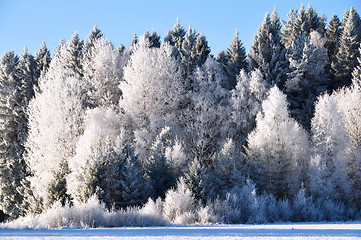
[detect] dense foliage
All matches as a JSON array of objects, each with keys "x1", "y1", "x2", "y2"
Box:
[{"x1": 0, "y1": 5, "x2": 361, "y2": 225}]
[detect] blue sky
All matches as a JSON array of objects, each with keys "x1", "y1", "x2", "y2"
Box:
[{"x1": 0, "y1": 0, "x2": 360, "y2": 57}]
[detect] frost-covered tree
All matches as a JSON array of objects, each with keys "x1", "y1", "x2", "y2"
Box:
[
  {"x1": 144, "y1": 127, "x2": 185, "y2": 199},
  {"x1": 246, "y1": 86, "x2": 309, "y2": 199},
  {"x1": 181, "y1": 26, "x2": 198, "y2": 76},
  {"x1": 309, "y1": 93, "x2": 350, "y2": 202},
  {"x1": 144, "y1": 30, "x2": 161, "y2": 48},
  {"x1": 332, "y1": 8, "x2": 361, "y2": 87},
  {"x1": 35, "y1": 42, "x2": 51, "y2": 79},
  {"x1": 195, "y1": 34, "x2": 210, "y2": 66},
  {"x1": 25, "y1": 46, "x2": 84, "y2": 207},
  {"x1": 184, "y1": 158, "x2": 207, "y2": 201},
  {"x1": 352, "y1": 44, "x2": 361, "y2": 86},
  {"x1": 224, "y1": 30, "x2": 247, "y2": 89},
  {"x1": 248, "y1": 9, "x2": 287, "y2": 87},
  {"x1": 229, "y1": 69, "x2": 268, "y2": 148},
  {"x1": 164, "y1": 18, "x2": 186, "y2": 52},
  {"x1": 63, "y1": 32, "x2": 84, "y2": 78},
  {"x1": 184, "y1": 58, "x2": 229, "y2": 166},
  {"x1": 207, "y1": 138, "x2": 246, "y2": 199},
  {"x1": 82, "y1": 36, "x2": 122, "y2": 108},
  {"x1": 282, "y1": 4, "x2": 326, "y2": 49},
  {"x1": 335, "y1": 83, "x2": 361, "y2": 208},
  {"x1": 285, "y1": 31, "x2": 329, "y2": 129},
  {"x1": 0, "y1": 51, "x2": 28, "y2": 219},
  {"x1": 119, "y1": 37, "x2": 185, "y2": 160},
  {"x1": 325, "y1": 15, "x2": 341, "y2": 72}
]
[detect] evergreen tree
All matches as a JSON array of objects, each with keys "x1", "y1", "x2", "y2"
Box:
[
  {"x1": 63, "y1": 32, "x2": 84, "y2": 78},
  {"x1": 285, "y1": 31, "x2": 329, "y2": 129},
  {"x1": 248, "y1": 9, "x2": 287, "y2": 87},
  {"x1": 332, "y1": 8, "x2": 361, "y2": 87},
  {"x1": 246, "y1": 86, "x2": 309, "y2": 199},
  {"x1": 144, "y1": 30, "x2": 161, "y2": 48},
  {"x1": 325, "y1": 15, "x2": 342, "y2": 66},
  {"x1": 282, "y1": 4, "x2": 326, "y2": 49},
  {"x1": 34, "y1": 42, "x2": 51, "y2": 79},
  {"x1": 208, "y1": 138, "x2": 246, "y2": 199},
  {"x1": 181, "y1": 26, "x2": 198, "y2": 75},
  {"x1": 144, "y1": 127, "x2": 178, "y2": 199},
  {"x1": 229, "y1": 69, "x2": 268, "y2": 148},
  {"x1": 225, "y1": 30, "x2": 247, "y2": 89},
  {"x1": 352, "y1": 43, "x2": 361, "y2": 86},
  {"x1": 164, "y1": 18, "x2": 186, "y2": 51},
  {"x1": 195, "y1": 34, "x2": 211, "y2": 66},
  {"x1": 0, "y1": 51, "x2": 28, "y2": 219},
  {"x1": 184, "y1": 158, "x2": 207, "y2": 201}
]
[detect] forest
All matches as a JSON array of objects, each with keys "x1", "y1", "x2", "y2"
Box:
[{"x1": 0, "y1": 4, "x2": 361, "y2": 227}]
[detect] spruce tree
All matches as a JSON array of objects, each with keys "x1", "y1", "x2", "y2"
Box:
[
  {"x1": 325, "y1": 15, "x2": 341, "y2": 64},
  {"x1": 164, "y1": 18, "x2": 186, "y2": 51},
  {"x1": 332, "y1": 8, "x2": 361, "y2": 87},
  {"x1": 248, "y1": 9, "x2": 287, "y2": 87},
  {"x1": 144, "y1": 30, "x2": 161, "y2": 48},
  {"x1": 282, "y1": 4, "x2": 326, "y2": 49},
  {"x1": 64, "y1": 32, "x2": 84, "y2": 78},
  {"x1": 225, "y1": 30, "x2": 247, "y2": 89},
  {"x1": 0, "y1": 51, "x2": 28, "y2": 220},
  {"x1": 195, "y1": 34, "x2": 210, "y2": 66},
  {"x1": 35, "y1": 42, "x2": 51, "y2": 79},
  {"x1": 181, "y1": 26, "x2": 198, "y2": 75}
]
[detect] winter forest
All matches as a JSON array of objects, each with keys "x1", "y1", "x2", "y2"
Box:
[{"x1": 1, "y1": 4, "x2": 361, "y2": 227}]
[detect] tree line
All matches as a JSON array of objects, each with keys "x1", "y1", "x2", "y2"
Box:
[{"x1": 0, "y1": 4, "x2": 361, "y2": 223}]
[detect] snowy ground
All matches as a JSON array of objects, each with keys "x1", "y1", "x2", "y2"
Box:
[{"x1": 1, "y1": 222, "x2": 361, "y2": 240}]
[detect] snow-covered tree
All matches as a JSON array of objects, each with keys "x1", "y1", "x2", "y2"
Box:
[
  {"x1": 181, "y1": 26, "x2": 198, "y2": 76},
  {"x1": 25, "y1": 45, "x2": 84, "y2": 207},
  {"x1": 309, "y1": 93, "x2": 350, "y2": 202},
  {"x1": 0, "y1": 51, "x2": 28, "y2": 219},
  {"x1": 144, "y1": 30, "x2": 161, "y2": 48},
  {"x1": 285, "y1": 31, "x2": 329, "y2": 129},
  {"x1": 334, "y1": 83, "x2": 361, "y2": 208},
  {"x1": 332, "y1": 8, "x2": 361, "y2": 87},
  {"x1": 246, "y1": 86, "x2": 309, "y2": 199},
  {"x1": 35, "y1": 42, "x2": 51, "y2": 79},
  {"x1": 195, "y1": 34, "x2": 210, "y2": 66},
  {"x1": 119, "y1": 37, "x2": 185, "y2": 160},
  {"x1": 325, "y1": 15, "x2": 341, "y2": 70},
  {"x1": 352, "y1": 44, "x2": 361, "y2": 86},
  {"x1": 144, "y1": 127, "x2": 186, "y2": 199},
  {"x1": 164, "y1": 18, "x2": 186, "y2": 52},
  {"x1": 248, "y1": 9, "x2": 287, "y2": 87},
  {"x1": 229, "y1": 69, "x2": 268, "y2": 147},
  {"x1": 224, "y1": 30, "x2": 247, "y2": 89},
  {"x1": 281, "y1": 4, "x2": 326, "y2": 49},
  {"x1": 184, "y1": 58, "x2": 229, "y2": 166},
  {"x1": 82, "y1": 36, "x2": 122, "y2": 108},
  {"x1": 207, "y1": 138, "x2": 246, "y2": 198}
]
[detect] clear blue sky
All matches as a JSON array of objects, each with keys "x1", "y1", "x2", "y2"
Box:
[{"x1": 0, "y1": 0, "x2": 360, "y2": 57}]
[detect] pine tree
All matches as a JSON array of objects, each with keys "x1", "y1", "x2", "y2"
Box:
[
  {"x1": 34, "y1": 42, "x2": 51, "y2": 79},
  {"x1": 208, "y1": 138, "x2": 246, "y2": 198},
  {"x1": 229, "y1": 69, "x2": 268, "y2": 148},
  {"x1": 225, "y1": 30, "x2": 247, "y2": 89},
  {"x1": 282, "y1": 4, "x2": 326, "y2": 49},
  {"x1": 144, "y1": 127, "x2": 178, "y2": 199},
  {"x1": 63, "y1": 32, "x2": 84, "y2": 78},
  {"x1": 325, "y1": 15, "x2": 341, "y2": 65},
  {"x1": 164, "y1": 18, "x2": 186, "y2": 51},
  {"x1": 181, "y1": 26, "x2": 198, "y2": 75},
  {"x1": 248, "y1": 9, "x2": 287, "y2": 87},
  {"x1": 332, "y1": 8, "x2": 361, "y2": 87},
  {"x1": 144, "y1": 30, "x2": 161, "y2": 48},
  {"x1": 285, "y1": 31, "x2": 329, "y2": 129},
  {"x1": 246, "y1": 86, "x2": 309, "y2": 199},
  {"x1": 195, "y1": 34, "x2": 210, "y2": 66},
  {"x1": 352, "y1": 44, "x2": 361, "y2": 86},
  {"x1": 0, "y1": 51, "x2": 29, "y2": 219}
]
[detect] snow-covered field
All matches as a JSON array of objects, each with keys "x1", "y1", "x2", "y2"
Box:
[{"x1": 1, "y1": 222, "x2": 361, "y2": 240}]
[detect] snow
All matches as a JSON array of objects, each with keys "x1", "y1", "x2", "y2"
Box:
[{"x1": 1, "y1": 222, "x2": 361, "y2": 240}]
